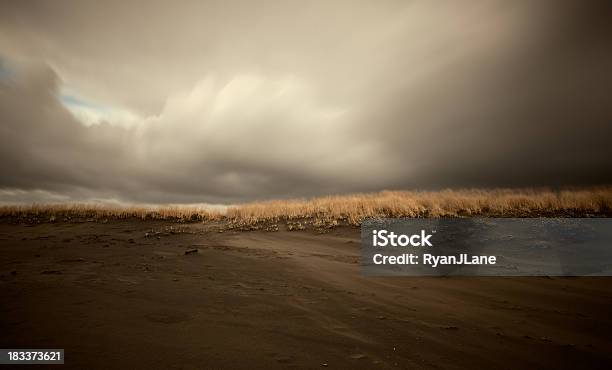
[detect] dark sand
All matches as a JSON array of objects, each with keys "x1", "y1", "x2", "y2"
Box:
[{"x1": 1, "y1": 220, "x2": 611, "y2": 369}]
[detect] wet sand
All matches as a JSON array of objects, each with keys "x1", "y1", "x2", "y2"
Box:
[{"x1": 1, "y1": 220, "x2": 611, "y2": 369}]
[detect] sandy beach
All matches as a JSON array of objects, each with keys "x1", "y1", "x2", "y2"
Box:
[{"x1": 1, "y1": 220, "x2": 611, "y2": 369}]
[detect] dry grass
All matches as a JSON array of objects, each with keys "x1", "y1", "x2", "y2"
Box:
[
  {"x1": 0, "y1": 204, "x2": 224, "y2": 222},
  {"x1": 226, "y1": 187, "x2": 612, "y2": 226},
  {"x1": 1, "y1": 187, "x2": 611, "y2": 226}
]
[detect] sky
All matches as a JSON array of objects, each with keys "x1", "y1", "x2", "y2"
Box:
[{"x1": 1, "y1": 0, "x2": 611, "y2": 205}]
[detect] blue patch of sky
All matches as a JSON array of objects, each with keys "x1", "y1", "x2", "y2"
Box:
[
  {"x1": 60, "y1": 93, "x2": 109, "y2": 114},
  {"x1": 0, "y1": 56, "x2": 14, "y2": 82}
]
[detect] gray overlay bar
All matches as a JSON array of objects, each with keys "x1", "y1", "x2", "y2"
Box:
[{"x1": 361, "y1": 218, "x2": 612, "y2": 276}]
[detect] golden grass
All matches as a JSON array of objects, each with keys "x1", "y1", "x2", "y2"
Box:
[
  {"x1": 0, "y1": 203, "x2": 224, "y2": 222},
  {"x1": 1, "y1": 187, "x2": 611, "y2": 226},
  {"x1": 226, "y1": 187, "x2": 612, "y2": 226}
]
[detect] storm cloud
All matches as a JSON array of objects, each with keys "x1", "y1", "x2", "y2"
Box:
[{"x1": 1, "y1": 0, "x2": 611, "y2": 204}]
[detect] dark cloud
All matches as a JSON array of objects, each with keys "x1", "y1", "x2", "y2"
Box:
[{"x1": 0, "y1": 1, "x2": 611, "y2": 204}]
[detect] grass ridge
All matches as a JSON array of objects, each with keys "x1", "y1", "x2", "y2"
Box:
[{"x1": 2, "y1": 187, "x2": 611, "y2": 225}]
